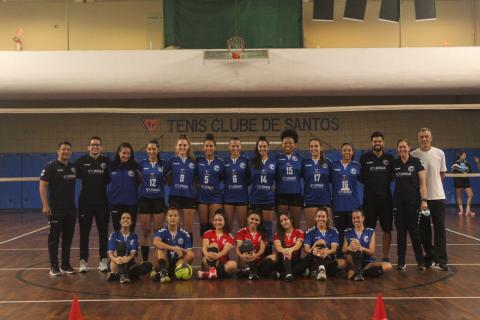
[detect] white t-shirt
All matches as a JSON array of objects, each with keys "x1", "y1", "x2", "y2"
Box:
[{"x1": 411, "y1": 147, "x2": 447, "y2": 200}]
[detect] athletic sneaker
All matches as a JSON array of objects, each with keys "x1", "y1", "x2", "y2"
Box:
[
  {"x1": 396, "y1": 264, "x2": 406, "y2": 271},
  {"x1": 197, "y1": 270, "x2": 209, "y2": 280},
  {"x1": 79, "y1": 259, "x2": 88, "y2": 273},
  {"x1": 120, "y1": 274, "x2": 130, "y2": 284},
  {"x1": 208, "y1": 267, "x2": 217, "y2": 280},
  {"x1": 436, "y1": 263, "x2": 449, "y2": 271},
  {"x1": 354, "y1": 273, "x2": 365, "y2": 281},
  {"x1": 467, "y1": 211, "x2": 476, "y2": 217},
  {"x1": 310, "y1": 270, "x2": 317, "y2": 279},
  {"x1": 417, "y1": 264, "x2": 427, "y2": 271},
  {"x1": 150, "y1": 270, "x2": 160, "y2": 281},
  {"x1": 317, "y1": 265, "x2": 327, "y2": 281},
  {"x1": 160, "y1": 270, "x2": 171, "y2": 283},
  {"x1": 285, "y1": 273, "x2": 294, "y2": 282},
  {"x1": 458, "y1": 209, "x2": 464, "y2": 215},
  {"x1": 98, "y1": 258, "x2": 108, "y2": 272},
  {"x1": 302, "y1": 268, "x2": 310, "y2": 277},
  {"x1": 60, "y1": 264, "x2": 76, "y2": 274},
  {"x1": 248, "y1": 271, "x2": 259, "y2": 280},
  {"x1": 272, "y1": 271, "x2": 281, "y2": 280},
  {"x1": 236, "y1": 268, "x2": 250, "y2": 279},
  {"x1": 50, "y1": 266, "x2": 61, "y2": 277},
  {"x1": 107, "y1": 272, "x2": 120, "y2": 281}
]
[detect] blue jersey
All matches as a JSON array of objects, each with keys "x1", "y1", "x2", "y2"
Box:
[
  {"x1": 165, "y1": 156, "x2": 196, "y2": 199},
  {"x1": 344, "y1": 227, "x2": 375, "y2": 263},
  {"x1": 139, "y1": 159, "x2": 165, "y2": 199},
  {"x1": 275, "y1": 152, "x2": 303, "y2": 194},
  {"x1": 154, "y1": 227, "x2": 192, "y2": 260},
  {"x1": 107, "y1": 231, "x2": 139, "y2": 257},
  {"x1": 330, "y1": 160, "x2": 361, "y2": 211},
  {"x1": 304, "y1": 226, "x2": 339, "y2": 249},
  {"x1": 223, "y1": 156, "x2": 249, "y2": 204},
  {"x1": 196, "y1": 157, "x2": 224, "y2": 204},
  {"x1": 107, "y1": 165, "x2": 139, "y2": 206},
  {"x1": 249, "y1": 158, "x2": 276, "y2": 205},
  {"x1": 302, "y1": 158, "x2": 332, "y2": 206}
]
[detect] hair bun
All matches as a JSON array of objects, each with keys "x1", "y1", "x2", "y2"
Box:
[{"x1": 205, "y1": 133, "x2": 215, "y2": 141}]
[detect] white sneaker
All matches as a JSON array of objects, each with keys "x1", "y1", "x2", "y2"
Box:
[
  {"x1": 317, "y1": 265, "x2": 327, "y2": 281},
  {"x1": 79, "y1": 259, "x2": 88, "y2": 273},
  {"x1": 98, "y1": 258, "x2": 108, "y2": 272}
]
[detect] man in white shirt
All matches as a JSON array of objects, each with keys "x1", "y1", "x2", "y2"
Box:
[{"x1": 411, "y1": 128, "x2": 448, "y2": 271}]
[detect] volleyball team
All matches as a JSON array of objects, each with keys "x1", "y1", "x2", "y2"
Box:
[{"x1": 39, "y1": 127, "x2": 452, "y2": 284}]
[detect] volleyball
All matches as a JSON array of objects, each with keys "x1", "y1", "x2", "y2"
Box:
[{"x1": 174, "y1": 262, "x2": 193, "y2": 280}]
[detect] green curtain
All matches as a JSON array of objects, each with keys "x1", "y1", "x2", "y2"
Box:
[{"x1": 163, "y1": 0, "x2": 304, "y2": 49}]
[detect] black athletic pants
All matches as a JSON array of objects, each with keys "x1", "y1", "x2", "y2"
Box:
[
  {"x1": 420, "y1": 200, "x2": 448, "y2": 265},
  {"x1": 48, "y1": 209, "x2": 76, "y2": 267},
  {"x1": 79, "y1": 203, "x2": 109, "y2": 261},
  {"x1": 393, "y1": 199, "x2": 424, "y2": 265}
]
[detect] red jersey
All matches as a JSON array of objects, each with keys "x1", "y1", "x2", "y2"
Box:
[
  {"x1": 202, "y1": 230, "x2": 235, "y2": 262},
  {"x1": 274, "y1": 228, "x2": 304, "y2": 260},
  {"x1": 235, "y1": 227, "x2": 264, "y2": 253}
]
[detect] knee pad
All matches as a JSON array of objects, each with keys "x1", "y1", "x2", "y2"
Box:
[
  {"x1": 115, "y1": 240, "x2": 127, "y2": 257},
  {"x1": 364, "y1": 266, "x2": 384, "y2": 277},
  {"x1": 240, "y1": 240, "x2": 254, "y2": 254},
  {"x1": 207, "y1": 247, "x2": 219, "y2": 254}
]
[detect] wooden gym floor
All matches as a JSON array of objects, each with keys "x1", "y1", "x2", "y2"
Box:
[{"x1": 0, "y1": 208, "x2": 479, "y2": 320}]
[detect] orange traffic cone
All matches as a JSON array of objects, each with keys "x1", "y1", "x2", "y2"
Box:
[
  {"x1": 68, "y1": 294, "x2": 83, "y2": 320},
  {"x1": 373, "y1": 293, "x2": 387, "y2": 320}
]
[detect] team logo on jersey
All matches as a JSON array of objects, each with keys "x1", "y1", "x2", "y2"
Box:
[
  {"x1": 292, "y1": 156, "x2": 298, "y2": 161},
  {"x1": 350, "y1": 168, "x2": 357, "y2": 175},
  {"x1": 269, "y1": 164, "x2": 275, "y2": 170},
  {"x1": 408, "y1": 166, "x2": 415, "y2": 172},
  {"x1": 383, "y1": 160, "x2": 389, "y2": 166},
  {"x1": 214, "y1": 165, "x2": 220, "y2": 172},
  {"x1": 322, "y1": 163, "x2": 328, "y2": 168},
  {"x1": 130, "y1": 239, "x2": 135, "y2": 246},
  {"x1": 128, "y1": 170, "x2": 134, "y2": 177},
  {"x1": 189, "y1": 163, "x2": 195, "y2": 169},
  {"x1": 222, "y1": 239, "x2": 227, "y2": 245},
  {"x1": 363, "y1": 235, "x2": 369, "y2": 243},
  {"x1": 158, "y1": 166, "x2": 163, "y2": 173},
  {"x1": 240, "y1": 162, "x2": 246, "y2": 169},
  {"x1": 178, "y1": 238, "x2": 184, "y2": 245},
  {"x1": 40, "y1": 169, "x2": 45, "y2": 176},
  {"x1": 100, "y1": 162, "x2": 107, "y2": 169}
]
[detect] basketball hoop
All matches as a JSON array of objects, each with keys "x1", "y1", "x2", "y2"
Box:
[{"x1": 227, "y1": 36, "x2": 245, "y2": 60}]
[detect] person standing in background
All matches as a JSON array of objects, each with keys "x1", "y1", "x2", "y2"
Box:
[{"x1": 411, "y1": 128, "x2": 449, "y2": 271}]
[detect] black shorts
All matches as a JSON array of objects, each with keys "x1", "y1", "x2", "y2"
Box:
[
  {"x1": 169, "y1": 196, "x2": 197, "y2": 209},
  {"x1": 138, "y1": 197, "x2": 165, "y2": 214},
  {"x1": 275, "y1": 193, "x2": 303, "y2": 207},
  {"x1": 363, "y1": 197, "x2": 393, "y2": 232},
  {"x1": 224, "y1": 202, "x2": 248, "y2": 206},
  {"x1": 304, "y1": 203, "x2": 331, "y2": 209},
  {"x1": 249, "y1": 203, "x2": 275, "y2": 211},
  {"x1": 454, "y1": 178, "x2": 471, "y2": 189}
]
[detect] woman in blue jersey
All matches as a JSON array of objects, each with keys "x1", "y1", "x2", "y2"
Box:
[
  {"x1": 223, "y1": 137, "x2": 249, "y2": 229},
  {"x1": 165, "y1": 134, "x2": 197, "y2": 240},
  {"x1": 275, "y1": 129, "x2": 303, "y2": 226},
  {"x1": 304, "y1": 207, "x2": 346, "y2": 280},
  {"x1": 138, "y1": 139, "x2": 165, "y2": 263},
  {"x1": 197, "y1": 134, "x2": 224, "y2": 236},
  {"x1": 342, "y1": 210, "x2": 392, "y2": 280},
  {"x1": 107, "y1": 212, "x2": 152, "y2": 284},
  {"x1": 108, "y1": 142, "x2": 141, "y2": 232},
  {"x1": 330, "y1": 142, "x2": 361, "y2": 250},
  {"x1": 302, "y1": 138, "x2": 332, "y2": 228},
  {"x1": 249, "y1": 136, "x2": 276, "y2": 243}
]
